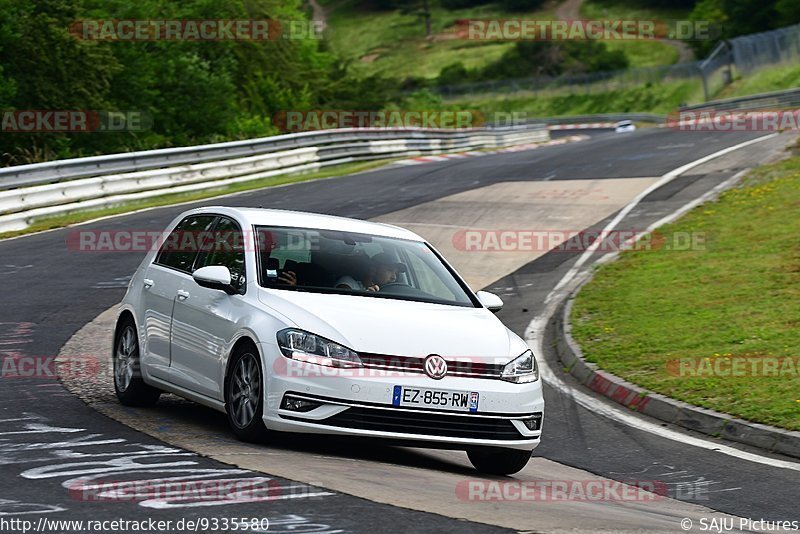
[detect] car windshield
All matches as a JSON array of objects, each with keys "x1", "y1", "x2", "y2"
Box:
[{"x1": 255, "y1": 225, "x2": 477, "y2": 307}]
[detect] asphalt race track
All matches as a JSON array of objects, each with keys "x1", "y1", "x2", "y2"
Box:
[{"x1": 1, "y1": 128, "x2": 798, "y2": 533}]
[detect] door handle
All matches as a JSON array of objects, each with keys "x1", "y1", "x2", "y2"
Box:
[
  {"x1": 176, "y1": 290, "x2": 190, "y2": 300},
  {"x1": 143, "y1": 278, "x2": 154, "y2": 288}
]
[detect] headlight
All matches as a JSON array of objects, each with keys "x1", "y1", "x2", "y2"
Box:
[
  {"x1": 501, "y1": 349, "x2": 539, "y2": 383},
  {"x1": 276, "y1": 328, "x2": 362, "y2": 368}
]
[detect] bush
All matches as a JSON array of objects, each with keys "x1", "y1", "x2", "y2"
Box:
[
  {"x1": 462, "y1": 40, "x2": 630, "y2": 83},
  {"x1": 438, "y1": 62, "x2": 472, "y2": 86}
]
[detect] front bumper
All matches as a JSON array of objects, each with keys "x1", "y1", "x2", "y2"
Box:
[{"x1": 260, "y1": 342, "x2": 545, "y2": 451}]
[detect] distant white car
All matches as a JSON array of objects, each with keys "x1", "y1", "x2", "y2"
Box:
[
  {"x1": 114, "y1": 207, "x2": 544, "y2": 475},
  {"x1": 615, "y1": 120, "x2": 636, "y2": 133}
]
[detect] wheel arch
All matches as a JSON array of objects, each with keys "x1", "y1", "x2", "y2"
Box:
[
  {"x1": 223, "y1": 335, "x2": 261, "y2": 403},
  {"x1": 113, "y1": 308, "x2": 137, "y2": 351}
]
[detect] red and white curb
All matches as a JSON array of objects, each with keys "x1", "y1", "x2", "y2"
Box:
[
  {"x1": 393, "y1": 135, "x2": 588, "y2": 166},
  {"x1": 548, "y1": 122, "x2": 616, "y2": 130}
]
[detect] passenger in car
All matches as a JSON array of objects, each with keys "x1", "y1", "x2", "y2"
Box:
[
  {"x1": 335, "y1": 253, "x2": 406, "y2": 292},
  {"x1": 335, "y1": 274, "x2": 375, "y2": 292}
]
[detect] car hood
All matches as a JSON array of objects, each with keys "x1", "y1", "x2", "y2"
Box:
[{"x1": 258, "y1": 288, "x2": 524, "y2": 362}]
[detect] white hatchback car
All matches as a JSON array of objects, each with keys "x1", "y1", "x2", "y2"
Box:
[
  {"x1": 614, "y1": 120, "x2": 636, "y2": 133},
  {"x1": 114, "y1": 207, "x2": 544, "y2": 474}
]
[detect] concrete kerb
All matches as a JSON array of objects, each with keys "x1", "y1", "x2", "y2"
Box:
[{"x1": 550, "y1": 278, "x2": 800, "y2": 460}]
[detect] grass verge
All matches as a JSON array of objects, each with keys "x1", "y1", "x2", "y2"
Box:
[
  {"x1": 717, "y1": 63, "x2": 800, "y2": 100},
  {"x1": 446, "y1": 78, "x2": 703, "y2": 116},
  {"x1": 323, "y1": 0, "x2": 683, "y2": 80},
  {"x1": 0, "y1": 159, "x2": 396, "y2": 241},
  {"x1": 441, "y1": 58, "x2": 800, "y2": 118},
  {"x1": 323, "y1": 0, "x2": 553, "y2": 79},
  {"x1": 570, "y1": 154, "x2": 800, "y2": 430},
  {"x1": 580, "y1": 0, "x2": 688, "y2": 67}
]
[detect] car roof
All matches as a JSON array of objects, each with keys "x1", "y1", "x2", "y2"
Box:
[{"x1": 182, "y1": 206, "x2": 424, "y2": 241}]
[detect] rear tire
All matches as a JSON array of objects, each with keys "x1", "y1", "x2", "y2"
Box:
[
  {"x1": 467, "y1": 447, "x2": 532, "y2": 475},
  {"x1": 225, "y1": 345, "x2": 268, "y2": 442},
  {"x1": 113, "y1": 317, "x2": 160, "y2": 407}
]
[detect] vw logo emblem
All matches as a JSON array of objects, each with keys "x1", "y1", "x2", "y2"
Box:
[{"x1": 424, "y1": 354, "x2": 447, "y2": 380}]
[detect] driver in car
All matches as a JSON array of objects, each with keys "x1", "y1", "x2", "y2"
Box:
[{"x1": 336, "y1": 252, "x2": 406, "y2": 292}]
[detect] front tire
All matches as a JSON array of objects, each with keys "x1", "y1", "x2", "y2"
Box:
[
  {"x1": 113, "y1": 318, "x2": 160, "y2": 407},
  {"x1": 467, "y1": 447, "x2": 533, "y2": 475},
  {"x1": 225, "y1": 345, "x2": 268, "y2": 442}
]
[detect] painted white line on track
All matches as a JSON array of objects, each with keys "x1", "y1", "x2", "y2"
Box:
[
  {"x1": 526, "y1": 132, "x2": 800, "y2": 472},
  {"x1": 531, "y1": 354, "x2": 800, "y2": 472},
  {"x1": 547, "y1": 133, "x2": 779, "y2": 300},
  {"x1": 588, "y1": 167, "x2": 749, "y2": 270}
]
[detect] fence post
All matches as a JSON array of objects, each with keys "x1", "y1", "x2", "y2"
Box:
[{"x1": 700, "y1": 64, "x2": 709, "y2": 102}]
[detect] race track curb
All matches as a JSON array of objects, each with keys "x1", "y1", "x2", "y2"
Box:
[{"x1": 550, "y1": 284, "x2": 800, "y2": 460}]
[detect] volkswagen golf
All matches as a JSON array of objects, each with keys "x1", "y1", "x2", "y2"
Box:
[{"x1": 113, "y1": 207, "x2": 544, "y2": 475}]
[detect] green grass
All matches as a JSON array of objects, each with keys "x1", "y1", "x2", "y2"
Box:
[
  {"x1": 580, "y1": 0, "x2": 689, "y2": 22},
  {"x1": 570, "y1": 156, "x2": 800, "y2": 430},
  {"x1": 446, "y1": 78, "x2": 704, "y2": 116},
  {"x1": 716, "y1": 63, "x2": 800, "y2": 100},
  {"x1": 324, "y1": 0, "x2": 554, "y2": 80},
  {"x1": 0, "y1": 159, "x2": 395, "y2": 240},
  {"x1": 439, "y1": 59, "x2": 798, "y2": 119},
  {"x1": 580, "y1": 0, "x2": 688, "y2": 67},
  {"x1": 603, "y1": 40, "x2": 678, "y2": 68},
  {"x1": 322, "y1": 0, "x2": 682, "y2": 80}
]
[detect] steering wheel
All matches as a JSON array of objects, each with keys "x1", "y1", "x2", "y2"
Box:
[{"x1": 377, "y1": 282, "x2": 410, "y2": 291}]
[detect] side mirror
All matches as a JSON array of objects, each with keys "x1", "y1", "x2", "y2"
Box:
[
  {"x1": 476, "y1": 290, "x2": 503, "y2": 312},
  {"x1": 193, "y1": 266, "x2": 235, "y2": 294}
]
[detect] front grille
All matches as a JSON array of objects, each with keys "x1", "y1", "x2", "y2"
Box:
[
  {"x1": 359, "y1": 354, "x2": 505, "y2": 379},
  {"x1": 314, "y1": 407, "x2": 531, "y2": 441}
]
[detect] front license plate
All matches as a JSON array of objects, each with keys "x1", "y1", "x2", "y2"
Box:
[{"x1": 392, "y1": 385, "x2": 479, "y2": 412}]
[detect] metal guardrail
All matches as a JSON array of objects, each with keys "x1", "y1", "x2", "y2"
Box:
[
  {"x1": 0, "y1": 125, "x2": 549, "y2": 233},
  {"x1": 679, "y1": 87, "x2": 800, "y2": 112},
  {"x1": 536, "y1": 113, "x2": 665, "y2": 125},
  {"x1": 0, "y1": 127, "x2": 527, "y2": 191}
]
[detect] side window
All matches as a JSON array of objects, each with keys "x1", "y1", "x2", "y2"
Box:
[
  {"x1": 155, "y1": 215, "x2": 217, "y2": 273},
  {"x1": 195, "y1": 217, "x2": 247, "y2": 292}
]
